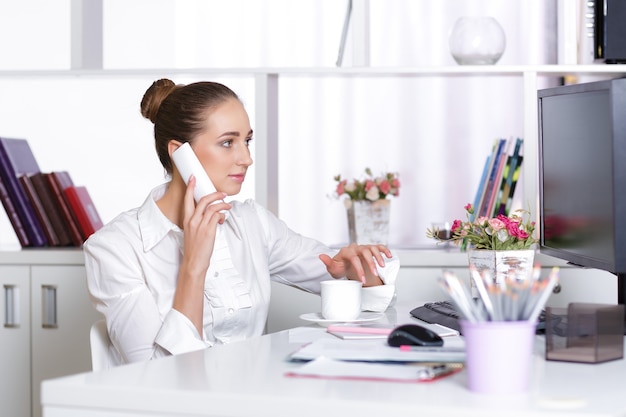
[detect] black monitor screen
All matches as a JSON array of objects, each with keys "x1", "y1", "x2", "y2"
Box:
[{"x1": 539, "y1": 89, "x2": 615, "y2": 270}]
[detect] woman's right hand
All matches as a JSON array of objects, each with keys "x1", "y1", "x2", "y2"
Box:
[
  {"x1": 173, "y1": 176, "x2": 231, "y2": 335},
  {"x1": 181, "y1": 175, "x2": 232, "y2": 276}
]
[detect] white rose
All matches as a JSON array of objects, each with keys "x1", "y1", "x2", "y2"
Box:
[{"x1": 366, "y1": 186, "x2": 380, "y2": 201}]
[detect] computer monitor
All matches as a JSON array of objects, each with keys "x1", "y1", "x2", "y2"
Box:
[{"x1": 537, "y1": 77, "x2": 626, "y2": 308}]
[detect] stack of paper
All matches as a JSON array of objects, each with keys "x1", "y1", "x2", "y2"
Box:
[{"x1": 288, "y1": 337, "x2": 465, "y2": 363}]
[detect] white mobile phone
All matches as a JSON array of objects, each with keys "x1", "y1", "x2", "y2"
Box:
[{"x1": 172, "y1": 142, "x2": 219, "y2": 203}]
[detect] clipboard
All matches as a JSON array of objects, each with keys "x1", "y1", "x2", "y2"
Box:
[{"x1": 288, "y1": 337, "x2": 466, "y2": 363}]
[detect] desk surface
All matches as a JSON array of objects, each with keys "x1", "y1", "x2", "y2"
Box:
[{"x1": 42, "y1": 304, "x2": 626, "y2": 417}]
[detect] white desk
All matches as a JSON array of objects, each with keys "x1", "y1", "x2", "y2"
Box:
[{"x1": 41, "y1": 304, "x2": 626, "y2": 417}]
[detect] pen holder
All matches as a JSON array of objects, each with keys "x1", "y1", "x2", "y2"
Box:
[
  {"x1": 461, "y1": 320, "x2": 536, "y2": 395},
  {"x1": 545, "y1": 303, "x2": 624, "y2": 363}
]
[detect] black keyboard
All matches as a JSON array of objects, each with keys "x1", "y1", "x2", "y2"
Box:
[
  {"x1": 410, "y1": 301, "x2": 463, "y2": 333},
  {"x1": 410, "y1": 300, "x2": 546, "y2": 335}
]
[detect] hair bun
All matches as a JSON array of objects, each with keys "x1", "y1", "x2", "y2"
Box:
[{"x1": 140, "y1": 79, "x2": 178, "y2": 124}]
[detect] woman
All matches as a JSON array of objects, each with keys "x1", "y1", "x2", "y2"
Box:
[{"x1": 84, "y1": 79, "x2": 397, "y2": 365}]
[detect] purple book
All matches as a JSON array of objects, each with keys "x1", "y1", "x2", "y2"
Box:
[{"x1": 0, "y1": 137, "x2": 48, "y2": 247}]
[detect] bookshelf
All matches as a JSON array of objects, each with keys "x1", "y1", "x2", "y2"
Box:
[{"x1": 1, "y1": 64, "x2": 626, "y2": 247}]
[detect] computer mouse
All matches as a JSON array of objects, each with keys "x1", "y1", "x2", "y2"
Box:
[{"x1": 387, "y1": 324, "x2": 444, "y2": 347}]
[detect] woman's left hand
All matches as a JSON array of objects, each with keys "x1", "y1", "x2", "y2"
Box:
[{"x1": 319, "y1": 244, "x2": 392, "y2": 287}]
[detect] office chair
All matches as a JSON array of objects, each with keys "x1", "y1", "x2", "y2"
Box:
[{"x1": 90, "y1": 319, "x2": 116, "y2": 371}]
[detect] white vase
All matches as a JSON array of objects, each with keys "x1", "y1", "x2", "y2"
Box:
[
  {"x1": 346, "y1": 200, "x2": 390, "y2": 245},
  {"x1": 449, "y1": 16, "x2": 506, "y2": 65},
  {"x1": 467, "y1": 249, "x2": 535, "y2": 297}
]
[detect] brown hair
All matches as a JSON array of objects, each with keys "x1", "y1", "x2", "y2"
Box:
[{"x1": 140, "y1": 79, "x2": 240, "y2": 173}]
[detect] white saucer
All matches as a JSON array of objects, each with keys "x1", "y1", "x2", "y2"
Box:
[{"x1": 299, "y1": 312, "x2": 384, "y2": 327}]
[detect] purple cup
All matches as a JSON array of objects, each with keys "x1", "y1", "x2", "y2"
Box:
[{"x1": 461, "y1": 320, "x2": 536, "y2": 394}]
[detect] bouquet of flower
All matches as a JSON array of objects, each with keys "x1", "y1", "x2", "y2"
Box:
[
  {"x1": 333, "y1": 168, "x2": 400, "y2": 203},
  {"x1": 426, "y1": 203, "x2": 537, "y2": 250}
]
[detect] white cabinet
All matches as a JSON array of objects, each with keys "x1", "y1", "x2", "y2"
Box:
[
  {"x1": 0, "y1": 266, "x2": 31, "y2": 417},
  {"x1": 0, "y1": 249, "x2": 102, "y2": 417}
]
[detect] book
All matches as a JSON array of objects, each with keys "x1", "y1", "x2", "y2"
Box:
[
  {"x1": 64, "y1": 185, "x2": 103, "y2": 239},
  {"x1": 0, "y1": 137, "x2": 47, "y2": 247},
  {"x1": 473, "y1": 139, "x2": 502, "y2": 219},
  {"x1": 492, "y1": 156, "x2": 511, "y2": 217},
  {"x1": 471, "y1": 155, "x2": 491, "y2": 222},
  {"x1": 19, "y1": 174, "x2": 62, "y2": 246},
  {"x1": 497, "y1": 138, "x2": 524, "y2": 216},
  {"x1": 485, "y1": 142, "x2": 510, "y2": 217},
  {"x1": 0, "y1": 176, "x2": 30, "y2": 246},
  {"x1": 29, "y1": 173, "x2": 75, "y2": 246},
  {"x1": 44, "y1": 172, "x2": 84, "y2": 246},
  {"x1": 490, "y1": 138, "x2": 516, "y2": 217},
  {"x1": 477, "y1": 138, "x2": 508, "y2": 218},
  {"x1": 503, "y1": 155, "x2": 524, "y2": 216},
  {"x1": 326, "y1": 323, "x2": 394, "y2": 340}
]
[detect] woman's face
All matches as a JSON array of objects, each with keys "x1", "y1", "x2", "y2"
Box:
[{"x1": 191, "y1": 98, "x2": 254, "y2": 196}]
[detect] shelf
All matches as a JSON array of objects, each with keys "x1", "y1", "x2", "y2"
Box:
[
  {"x1": 394, "y1": 248, "x2": 577, "y2": 269},
  {"x1": 0, "y1": 64, "x2": 625, "y2": 78},
  {"x1": 0, "y1": 247, "x2": 85, "y2": 265},
  {"x1": 0, "y1": 246, "x2": 572, "y2": 269}
]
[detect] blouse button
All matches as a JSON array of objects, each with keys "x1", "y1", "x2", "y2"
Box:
[
  {"x1": 214, "y1": 272, "x2": 219, "y2": 277},
  {"x1": 228, "y1": 308, "x2": 234, "y2": 315}
]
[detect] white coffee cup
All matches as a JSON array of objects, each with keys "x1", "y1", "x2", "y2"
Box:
[{"x1": 320, "y1": 279, "x2": 363, "y2": 321}]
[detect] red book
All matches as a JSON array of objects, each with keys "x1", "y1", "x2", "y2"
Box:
[
  {"x1": 44, "y1": 172, "x2": 84, "y2": 246},
  {"x1": 63, "y1": 186, "x2": 103, "y2": 239}
]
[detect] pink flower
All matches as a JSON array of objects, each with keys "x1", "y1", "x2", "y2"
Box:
[
  {"x1": 427, "y1": 205, "x2": 537, "y2": 250},
  {"x1": 336, "y1": 180, "x2": 346, "y2": 196},
  {"x1": 379, "y1": 179, "x2": 391, "y2": 194},
  {"x1": 333, "y1": 169, "x2": 400, "y2": 202},
  {"x1": 508, "y1": 224, "x2": 529, "y2": 239},
  {"x1": 475, "y1": 216, "x2": 488, "y2": 225},
  {"x1": 390, "y1": 178, "x2": 400, "y2": 196},
  {"x1": 487, "y1": 218, "x2": 506, "y2": 231}
]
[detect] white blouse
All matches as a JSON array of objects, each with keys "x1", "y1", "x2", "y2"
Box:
[{"x1": 84, "y1": 183, "x2": 397, "y2": 364}]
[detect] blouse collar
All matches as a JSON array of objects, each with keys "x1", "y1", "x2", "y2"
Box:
[{"x1": 138, "y1": 182, "x2": 241, "y2": 252}]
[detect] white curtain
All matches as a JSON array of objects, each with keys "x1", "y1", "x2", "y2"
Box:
[{"x1": 0, "y1": 0, "x2": 557, "y2": 247}]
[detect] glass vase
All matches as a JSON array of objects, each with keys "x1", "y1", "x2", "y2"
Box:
[{"x1": 449, "y1": 16, "x2": 506, "y2": 65}]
